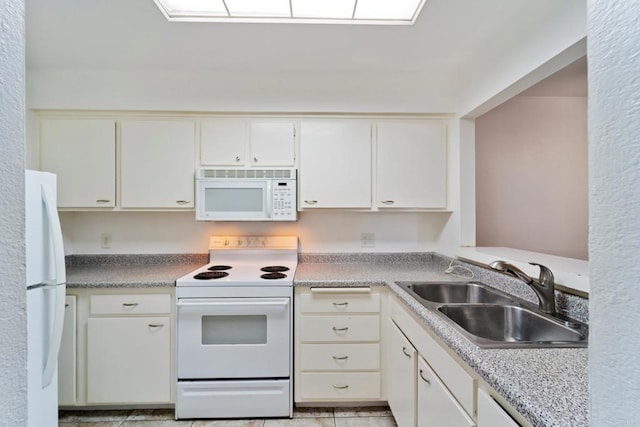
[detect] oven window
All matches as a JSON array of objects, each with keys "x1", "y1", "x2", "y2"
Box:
[
  {"x1": 201, "y1": 315, "x2": 267, "y2": 345},
  {"x1": 205, "y1": 188, "x2": 264, "y2": 213}
]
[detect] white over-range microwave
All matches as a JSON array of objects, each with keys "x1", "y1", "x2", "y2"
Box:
[{"x1": 195, "y1": 168, "x2": 297, "y2": 221}]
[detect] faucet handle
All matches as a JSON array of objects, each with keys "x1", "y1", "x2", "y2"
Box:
[{"x1": 528, "y1": 262, "x2": 554, "y2": 287}]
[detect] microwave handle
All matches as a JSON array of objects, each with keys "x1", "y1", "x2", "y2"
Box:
[{"x1": 265, "y1": 180, "x2": 273, "y2": 219}]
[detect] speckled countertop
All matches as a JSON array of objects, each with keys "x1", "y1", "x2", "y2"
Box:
[
  {"x1": 295, "y1": 253, "x2": 588, "y2": 427},
  {"x1": 65, "y1": 252, "x2": 588, "y2": 426},
  {"x1": 65, "y1": 254, "x2": 208, "y2": 288}
]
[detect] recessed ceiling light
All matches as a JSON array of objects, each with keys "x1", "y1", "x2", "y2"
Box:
[{"x1": 153, "y1": 0, "x2": 427, "y2": 25}]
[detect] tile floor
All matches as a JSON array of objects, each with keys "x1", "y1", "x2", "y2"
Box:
[{"x1": 58, "y1": 406, "x2": 397, "y2": 427}]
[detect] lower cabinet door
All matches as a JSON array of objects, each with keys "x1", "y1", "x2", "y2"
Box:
[
  {"x1": 87, "y1": 317, "x2": 171, "y2": 404},
  {"x1": 417, "y1": 356, "x2": 475, "y2": 427},
  {"x1": 388, "y1": 321, "x2": 417, "y2": 427},
  {"x1": 58, "y1": 295, "x2": 76, "y2": 406},
  {"x1": 477, "y1": 388, "x2": 520, "y2": 427}
]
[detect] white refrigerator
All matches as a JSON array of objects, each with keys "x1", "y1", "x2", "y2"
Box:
[{"x1": 25, "y1": 170, "x2": 66, "y2": 427}]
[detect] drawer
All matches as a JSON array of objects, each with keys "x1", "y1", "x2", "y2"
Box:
[
  {"x1": 300, "y1": 343, "x2": 380, "y2": 371},
  {"x1": 300, "y1": 372, "x2": 380, "y2": 400},
  {"x1": 300, "y1": 288, "x2": 380, "y2": 313},
  {"x1": 300, "y1": 315, "x2": 379, "y2": 342},
  {"x1": 90, "y1": 294, "x2": 171, "y2": 315}
]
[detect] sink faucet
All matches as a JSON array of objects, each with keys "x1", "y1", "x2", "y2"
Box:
[{"x1": 489, "y1": 260, "x2": 556, "y2": 315}]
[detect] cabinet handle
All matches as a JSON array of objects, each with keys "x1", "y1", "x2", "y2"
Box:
[
  {"x1": 332, "y1": 302, "x2": 349, "y2": 308},
  {"x1": 304, "y1": 200, "x2": 318, "y2": 205},
  {"x1": 381, "y1": 200, "x2": 395, "y2": 205},
  {"x1": 332, "y1": 355, "x2": 349, "y2": 361},
  {"x1": 333, "y1": 384, "x2": 349, "y2": 390},
  {"x1": 402, "y1": 347, "x2": 412, "y2": 358},
  {"x1": 148, "y1": 324, "x2": 165, "y2": 328},
  {"x1": 96, "y1": 199, "x2": 110, "y2": 204},
  {"x1": 332, "y1": 326, "x2": 349, "y2": 332},
  {"x1": 236, "y1": 156, "x2": 241, "y2": 162},
  {"x1": 419, "y1": 369, "x2": 431, "y2": 385},
  {"x1": 122, "y1": 303, "x2": 139, "y2": 308},
  {"x1": 254, "y1": 157, "x2": 258, "y2": 163},
  {"x1": 176, "y1": 200, "x2": 190, "y2": 205}
]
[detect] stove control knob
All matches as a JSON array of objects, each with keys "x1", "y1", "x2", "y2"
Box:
[{"x1": 223, "y1": 238, "x2": 230, "y2": 246}]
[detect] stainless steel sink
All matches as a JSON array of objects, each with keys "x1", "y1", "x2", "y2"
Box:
[
  {"x1": 397, "y1": 281, "x2": 517, "y2": 306},
  {"x1": 437, "y1": 304, "x2": 588, "y2": 348}
]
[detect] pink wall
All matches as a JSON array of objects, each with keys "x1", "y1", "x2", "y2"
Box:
[{"x1": 475, "y1": 96, "x2": 588, "y2": 260}]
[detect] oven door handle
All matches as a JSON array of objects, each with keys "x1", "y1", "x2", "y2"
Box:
[{"x1": 176, "y1": 298, "x2": 290, "y2": 308}]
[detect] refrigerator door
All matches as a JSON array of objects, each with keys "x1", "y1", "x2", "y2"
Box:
[{"x1": 25, "y1": 170, "x2": 67, "y2": 427}]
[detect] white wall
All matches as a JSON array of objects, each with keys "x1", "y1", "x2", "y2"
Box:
[
  {"x1": 0, "y1": 0, "x2": 28, "y2": 425},
  {"x1": 60, "y1": 210, "x2": 455, "y2": 254},
  {"x1": 475, "y1": 96, "x2": 588, "y2": 260},
  {"x1": 589, "y1": 0, "x2": 640, "y2": 424}
]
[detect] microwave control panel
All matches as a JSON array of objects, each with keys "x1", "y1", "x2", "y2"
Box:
[{"x1": 272, "y1": 180, "x2": 297, "y2": 220}]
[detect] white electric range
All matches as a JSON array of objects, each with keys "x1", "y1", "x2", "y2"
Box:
[{"x1": 175, "y1": 235, "x2": 298, "y2": 420}]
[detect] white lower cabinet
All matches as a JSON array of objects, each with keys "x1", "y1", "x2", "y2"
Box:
[
  {"x1": 58, "y1": 289, "x2": 174, "y2": 407},
  {"x1": 295, "y1": 287, "x2": 382, "y2": 402},
  {"x1": 477, "y1": 389, "x2": 520, "y2": 427},
  {"x1": 388, "y1": 320, "x2": 417, "y2": 427},
  {"x1": 87, "y1": 316, "x2": 170, "y2": 404},
  {"x1": 417, "y1": 356, "x2": 475, "y2": 427}
]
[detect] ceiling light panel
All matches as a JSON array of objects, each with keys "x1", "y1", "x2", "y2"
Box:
[
  {"x1": 291, "y1": 0, "x2": 356, "y2": 19},
  {"x1": 157, "y1": 0, "x2": 228, "y2": 16},
  {"x1": 224, "y1": 0, "x2": 291, "y2": 17},
  {"x1": 355, "y1": 0, "x2": 424, "y2": 20}
]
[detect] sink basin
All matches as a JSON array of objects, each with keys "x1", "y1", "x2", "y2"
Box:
[
  {"x1": 397, "y1": 282, "x2": 517, "y2": 306},
  {"x1": 437, "y1": 304, "x2": 588, "y2": 348}
]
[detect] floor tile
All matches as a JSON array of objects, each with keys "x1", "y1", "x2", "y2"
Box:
[
  {"x1": 293, "y1": 407, "x2": 334, "y2": 418},
  {"x1": 59, "y1": 410, "x2": 132, "y2": 422},
  {"x1": 122, "y1": 420, "x2": 193, "y2": 426},
  {"x1": 334, "y1": 417, "x2": 396, "y2": 427},
  {"x1": 57, "y1": 423, "x2": 123, "y2": 427},
  {"x1": 192, "y1": 420, "x2": 265, "y2": 427},
  {"x1": 264, "y1": 418, "x2": 335, "y2": 427},
  {"x1": 127, "y1": 408, "x2": 176, "y2": 421},
  {"x1": 334, "y1": 407, "x2": 392, "y2": 418}
]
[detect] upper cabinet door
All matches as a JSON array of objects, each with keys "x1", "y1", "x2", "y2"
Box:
[
  {"x1": 249, "y1": 121, "x2": 296, "y2": 166},
  {"x1": 299, "y1": 120, "x2": 372, "y2": 208},
  {"x1": 120, "y1": 120, "x2": 195, "y2": 208},
  {"x1": 200, "y1": 119, "x2": 246, "y2": 166},
  {"x1": 376, "y1": 121, "x2": 447, "y2": 209},
  {"x1": 40, "y1": 119, "x2": 116, "y2": 208}
]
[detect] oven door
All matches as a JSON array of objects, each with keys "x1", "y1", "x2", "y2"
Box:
[{"x1": 177, "y1": 297, "x2": 291, "y2": 379}]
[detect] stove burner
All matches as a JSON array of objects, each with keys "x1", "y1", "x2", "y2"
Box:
[
  {"x1": 260, "y1": 272, "x2": 287, "y2": 280},
  {"x1": 208, "y1": 265, "x2": 232, "y2": 271},
  {"x1": 260, "y1": 266, "x2": 290, "y2": 273},
  {"x1": 193, "y1": 271, "x2": 230, "y2": 280}
]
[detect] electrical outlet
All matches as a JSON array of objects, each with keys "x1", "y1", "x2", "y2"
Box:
[
  {"x1": 361, "y1": 232, "x2": 375, "y2": 248},
  {"x1": 101, "y1": 233, "x2": 112, "y2": 249}
]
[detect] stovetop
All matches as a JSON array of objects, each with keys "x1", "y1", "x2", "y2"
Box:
[{"x1": 176, "y1": 236, "x2": 298, "y2": 287}]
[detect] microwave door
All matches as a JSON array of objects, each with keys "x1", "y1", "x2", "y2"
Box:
[{"x1": 197, "y1": 180, "x2": 270, "y2": 221}]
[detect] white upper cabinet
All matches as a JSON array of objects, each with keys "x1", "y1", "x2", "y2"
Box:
[
  {"x1": 40, "y1": 119, "x2": 116, "y2": 208},
  {"x1": 299, "y1": 120, "x2": 372, "y2": 208},
  {"x1": 120, "y1": 120, "x2": 195, "y2": 208},
  {"x1": 376, "y1": 121, "x2": 447, "y2": 209},
  {"x1": 200, "y1": 119, "x2": 295, "y2": 167}
]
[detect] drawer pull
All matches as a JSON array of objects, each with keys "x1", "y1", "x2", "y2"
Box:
[
  {"x1": 148, "y1": 324, "x2": 165, "y2": 328},
  {"x1": 311, "y1": 287, "x2": 371, "y2": 294},
  {"x1": 122, "y1": 303, "x2": 139, "y2": 308},
  {"x1": 304, "y1": 200, "x2": 318, "y2": 205},
  {"x1": 419, "y1": 369, "x2": 431, "y2": 385},
  {"x1": 332, "y1": 302, "x2": 349, "y2": 308},
  {"x1": 96, "y1": 199, "x2": 110, "y2": 204},
  {"x1": 332, "y1": 355, "x2": 349, "y2": 361},
  {"x1": 176, "y1": 200, "x2": 190, "y2": 205},
  {"x1": 333, "y1": 384, "x2": 349, "y2": 390},
  {"x1": 402, "y1": 347, "x2": 412, "y2": 358},
  {"x1": 381, "y1": 200, "x2": 395, "y2": 205},
  {"x1": 332, "y1": 326, "x2": 349, "y2": 333}
]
